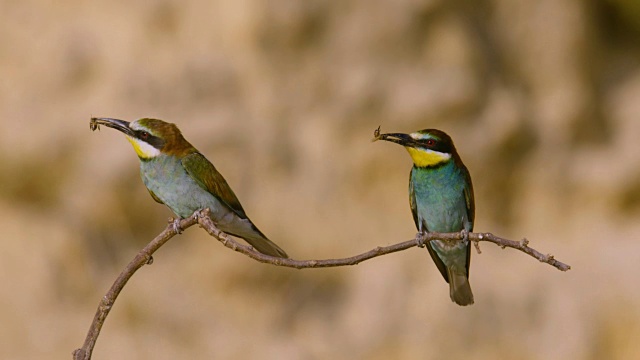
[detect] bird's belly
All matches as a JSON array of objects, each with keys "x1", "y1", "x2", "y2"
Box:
[
  {"x1": 140, "y1": 161, "x2": 228, "y2": 220},
  {"x1": 416, "y1": 194, "x2": 469, "y2": 271},
  {"x1": 418, "y1": 198, "x2": 466, "y2": 233},
  {"x1": 413, "y1": 175, "x2": 467, "y2": 233}
]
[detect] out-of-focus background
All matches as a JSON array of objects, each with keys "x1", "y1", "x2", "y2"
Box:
[{"x1": 2, "y1": 0, "x2": 639, "y2": 359}]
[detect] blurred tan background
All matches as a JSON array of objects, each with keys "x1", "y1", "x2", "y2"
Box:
[{"x1": 2, "y1": 0, "x2": 640, "y2": 359}]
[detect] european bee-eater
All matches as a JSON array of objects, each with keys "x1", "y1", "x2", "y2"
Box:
[
  {"x1": 376, "y1": 128, "x2": 474, "y2": 305},
  {"x1": 91, "y1": 117, "x2": 288, "y2": 258}
]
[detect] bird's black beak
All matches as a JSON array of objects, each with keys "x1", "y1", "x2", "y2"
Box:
[
  {"x1": 90, "y1": 117, "x2": 135, "y2": 137},
  {"x1": 375, "y1": 132, "x2": 419, "y2": 148}
]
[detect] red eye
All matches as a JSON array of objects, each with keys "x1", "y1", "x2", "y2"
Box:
[
  {"x1": 140, "y1": 131, "x2": 149, "y2": 139},
  {"x1": 426, "y1": 139, "x2": 436, "y2": 146}
]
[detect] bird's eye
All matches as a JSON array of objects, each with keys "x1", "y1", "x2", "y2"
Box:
[
  {"x1": 140, "y1": 131, "x2": 149, "y2": 139},
  {"x1": 426, "y1": 139, "x2": 436, "y2": 146}
]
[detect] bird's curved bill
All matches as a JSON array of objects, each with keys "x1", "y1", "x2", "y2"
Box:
[
  {"x1": 377, "y1": 132, "x2": 419, "y2": 147},
  {"x1": 90, "y1": 117, "x2": 135, "y2": 136}
]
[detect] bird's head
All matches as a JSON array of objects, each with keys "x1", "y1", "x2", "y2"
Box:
[
  {"x1": 91, "y1": 117, "x2": 196, "y2": 159},
  {"x1": 375, "y1": 128, "x2": 458, "y2": 168}
]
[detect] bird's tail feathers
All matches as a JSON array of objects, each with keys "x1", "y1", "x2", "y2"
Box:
[
  {"x1": 447, "y1": 268, "x2": 474, "y2": 306},
  {"x1": 242, "y1": 230, "x2": 289, "y2": 259},
  {"x1": 217, "y1": 216, "x2": 289, "y2": 258},
  {"x1": 224, "y1": 221, "x2": 288, "y2": 258}
]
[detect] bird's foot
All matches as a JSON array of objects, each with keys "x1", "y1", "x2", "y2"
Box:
[
  {"x1": 460, "y1": 229, "x2": 469, "y2": 244},
  {"x1": 193, "y1": 208, "x2": 211, "y2": 220},
  {"x1": 416, "y1": 232, "x2": 428, "y2": 248},
  {"x1": 170, "y1": 217, "x2": 183, "y2": 234}
]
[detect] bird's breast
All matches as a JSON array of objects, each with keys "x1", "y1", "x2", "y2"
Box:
[
  {"x1": 139, "y1": 156, "x2": 225, "y2": 219},
  {"x1": 411, "y1": 163, "x2": 467, "y2": 232}
]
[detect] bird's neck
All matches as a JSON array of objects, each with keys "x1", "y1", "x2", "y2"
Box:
[{"x1": 164, "y1": 138, "x2": 197, "y2": 157}]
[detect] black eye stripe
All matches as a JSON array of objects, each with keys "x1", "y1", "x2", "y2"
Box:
[
  {"x1": 136, "y1": 130, "x2": 149, "y2": 138},
  {"x1": 135, "y1": 130, "x2": 165, "y2": 149},
  {"x1": 419, "y1": 138, "x2": 450, "y2": 153}
]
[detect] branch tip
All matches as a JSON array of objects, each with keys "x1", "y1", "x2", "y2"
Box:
[{"x1": 473, "y1": 241, "x2": 482, "y2": 254}]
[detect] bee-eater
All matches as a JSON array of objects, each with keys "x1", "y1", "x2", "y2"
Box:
[
  {"x1": 91, "y1": 117, "x2": 288, "y2": 258},
  {"x1": 376, "y1": 128, "x2": 474, "y2": 305}
]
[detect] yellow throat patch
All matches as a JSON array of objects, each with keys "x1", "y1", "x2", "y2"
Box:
[
  {"x1": 405, "y1": 147, "x2": 451, "y2": 167},
  {"x1": 126, "y1": 136, "x2": 161, "y2": 159}
]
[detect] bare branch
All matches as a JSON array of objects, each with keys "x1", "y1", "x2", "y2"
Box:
[
  {"x1": 73, "y1": 209, "x2": 570, "y2": 359},
  {"x1": 197, "y1": 213, "x2": 570, "y2": 271},
  {"x1": 72, "y1": 212, "x2": 200, "y2": 360}
]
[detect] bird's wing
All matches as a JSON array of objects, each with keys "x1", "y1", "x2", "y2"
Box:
[
  {"x1": 462, "y1": 166, "x2": 475, "y2": 278},
  {"x1": 463, "y1": 170, "x2": 475, "y2": 231},
  {"x1": 181, "y1": 152, "x2": 248, "y2": 219},
  {"x1": 147, "y1": 188, "x2": 164, "y2": 204},
  {"x1": 408, "y1": 169, "x2": 420, "y2": 229},
  {"x1": 410, "y1": 168, "x2": 449, "y2": 283}
]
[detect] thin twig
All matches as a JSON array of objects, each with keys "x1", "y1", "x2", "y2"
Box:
[
  {"x1": 73, "y1": 209, "x2": 570, "y2": 359},
  {"x1": 197, "y1": 214, "x2": 570, "y2": 271}
]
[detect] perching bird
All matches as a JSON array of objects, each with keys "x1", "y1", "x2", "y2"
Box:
[
  {"x1": 375, "y1": 128, "x2": 475, "y2": 305},
  {"x1": 91, "y1": 117, "x2": 288, "y2": 258}
]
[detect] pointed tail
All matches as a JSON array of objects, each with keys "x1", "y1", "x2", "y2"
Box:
[
  {"x1": 216, "y1": 215, "x2": 289, "y2": 258},
  {"x1": 226, "y1": 220, "x2": 289, "y2": 258},
  {"x1": 447, "y1": 269, "x2": 474, "y2": 306},
  {"x1": 242, "y1": 231, "x2": 289, "y2": 258}
]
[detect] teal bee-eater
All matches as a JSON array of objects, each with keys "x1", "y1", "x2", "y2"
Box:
[
  {"x1": 376, "y1": 128, "x2": 475, "y2": 305},
  {"x1": 90, "y1": 117, "x2": 288, "y2": 258}
]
